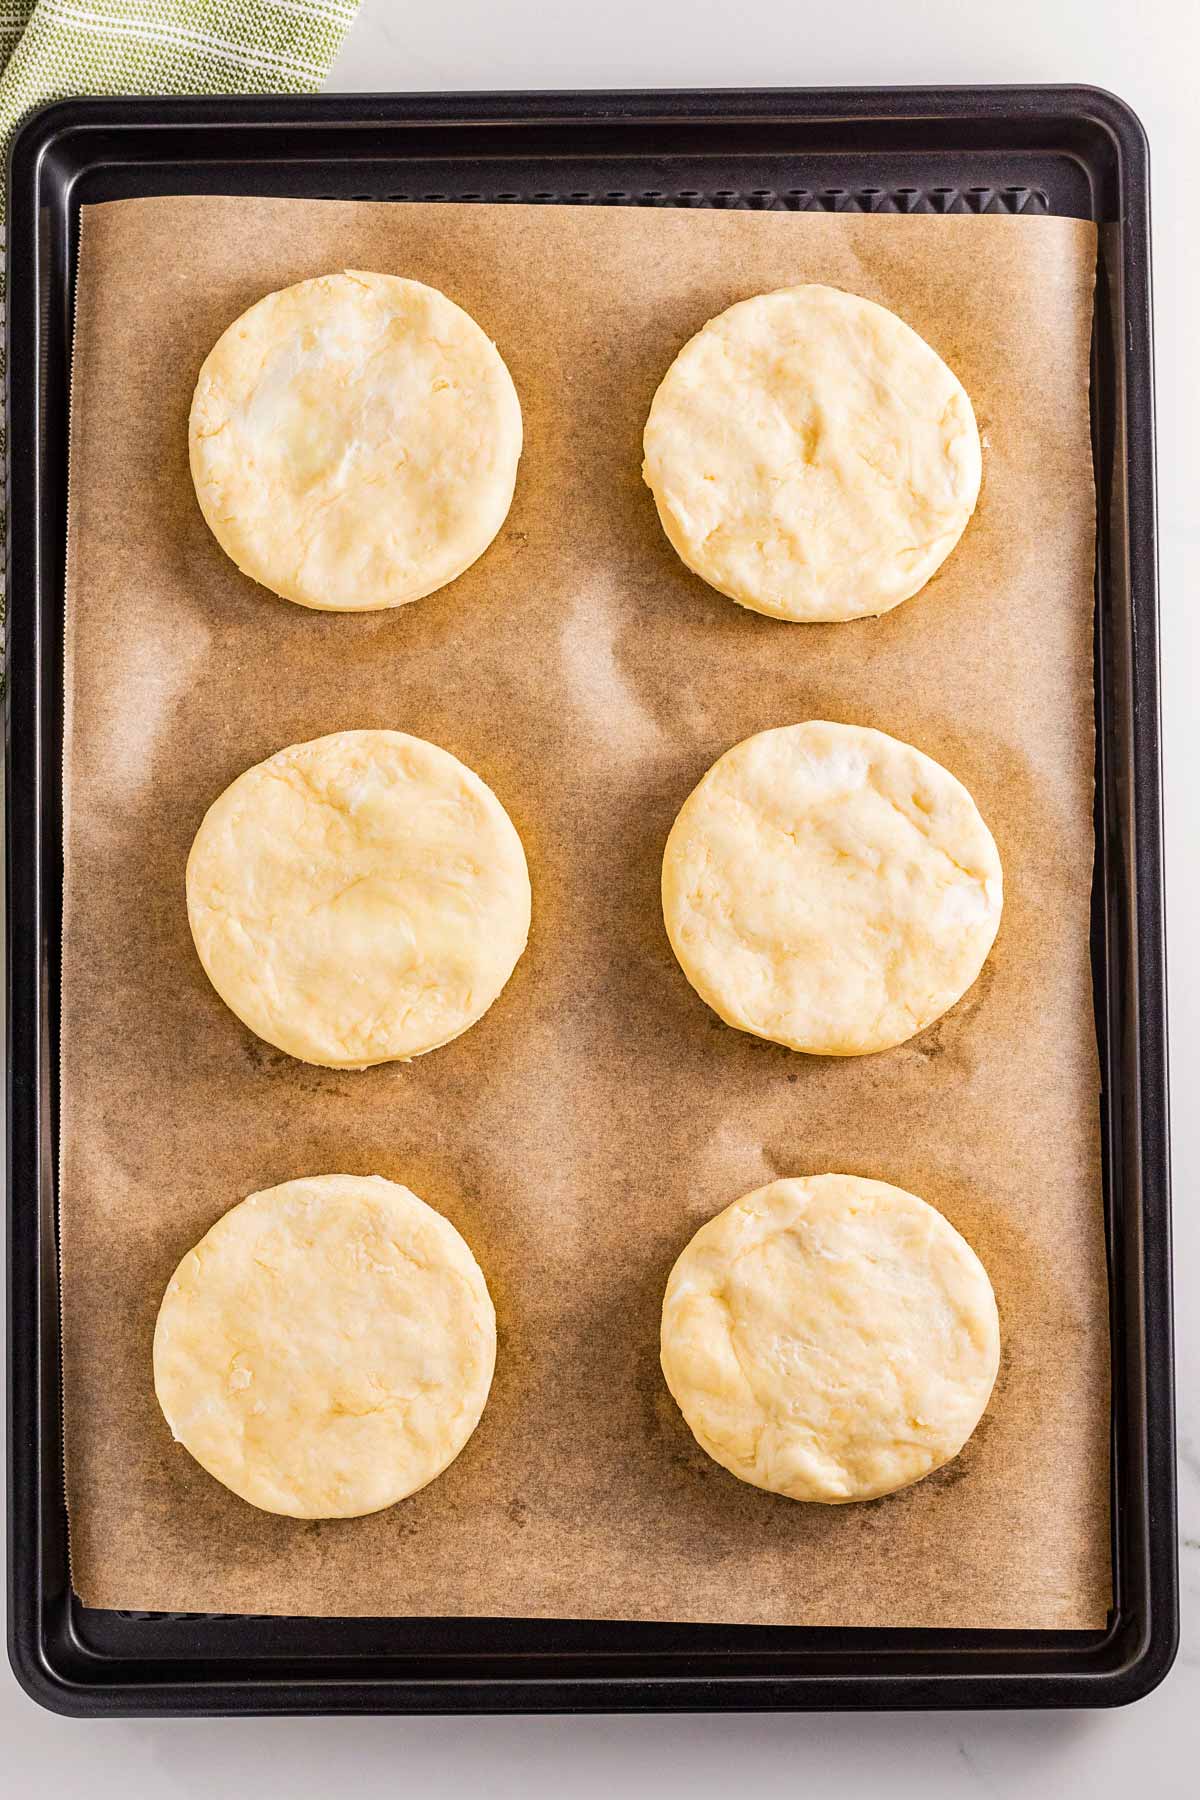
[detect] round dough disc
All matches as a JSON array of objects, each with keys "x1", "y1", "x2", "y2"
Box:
[
  {"x1": 642, "y1": 283, "x2": 981, "y2": 622},
  {"x1": 154, "y1": 1174, "x2": 497, "y2": 1518},
  {"x1": 189, "y1": 270, "x2": 522, "y2": 611},
  {"x1": 661, "y1": 1174, "x2": 1000, "y2": 1504},
  {"x1": 187, "y1": 729, "x2": 531, "y2": 1069},
  {"x1": 662, "y1": 721, "x2": 1002, "y2": 1056}
]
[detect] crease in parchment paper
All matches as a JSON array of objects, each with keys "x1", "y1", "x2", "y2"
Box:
[{"x1": 58, "y1": 197, "x2": 1108, "y2": 1628}]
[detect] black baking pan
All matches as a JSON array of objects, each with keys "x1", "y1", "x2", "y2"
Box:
[{"x1": 5, "y1": 87, "x2": 1175, "y2": 1715}]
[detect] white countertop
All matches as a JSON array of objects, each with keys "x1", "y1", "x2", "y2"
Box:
[{"x1": 2, "y1": 0, "x2": 1197, "y2": 1788}]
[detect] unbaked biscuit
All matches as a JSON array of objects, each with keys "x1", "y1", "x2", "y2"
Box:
[
  {"x1": 662, "y1": 720, "x2": 1002, "y2": 1056},
  {"x1": 186, "y1": 729, "x2": 531, "y2": 1069},
  {"x1": 189, "y1": 270, "x2": 522, "y2": 611},
  {"x1": 153, "y1": 1174, "x2": 496, "y2": 1518},
  {"x1": 660, "y1": 1173, "x2": 1000, "y2": 1503},
  {"x1": 642, "y1": 283, "x2": 981, "y2": 622}
]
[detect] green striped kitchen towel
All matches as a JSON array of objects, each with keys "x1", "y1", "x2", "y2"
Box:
[{"x1": 0, "y1": 0, "x2": 363, "y2": 677}]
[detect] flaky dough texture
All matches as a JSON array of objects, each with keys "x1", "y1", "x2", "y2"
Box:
[
  {"x1": 642, "y1": 283, "x2": 981, "y2": 622},
  {"x1": 660, "y1": 1174, "x2": 1000, "y2": 1503},
  {"x1": 153, "y1": 1174, "x2": 497, "y2": 1518},
  {"x1": 662, "y1": 720, "x2": 1002, "y2": 1056},
  {"x1": 189, "y1": 270, "x2": 522, "y2": 611},
  {"x1": 186, "y1": 729, "x2": 531, "y2": 1069}
]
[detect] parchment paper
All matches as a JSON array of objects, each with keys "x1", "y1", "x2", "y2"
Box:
[{"x1": 59, "y1": 196, "x2": 1108, "y2": 1627}]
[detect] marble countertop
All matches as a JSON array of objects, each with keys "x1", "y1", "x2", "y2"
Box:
[{"x1": 2, "y1": 0, "x2": 1195, "y2": 1789}]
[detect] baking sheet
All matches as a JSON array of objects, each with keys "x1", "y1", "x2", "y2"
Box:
[{"x1": 59, "y1": 196, "x2": 1107, "y2": 1627}]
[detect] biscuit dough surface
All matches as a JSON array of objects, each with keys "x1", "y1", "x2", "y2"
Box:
[
  {"x1": 189, "y1": 270, "x2": 522, "y2": 611},
  {"x1": 660, "y1": 1174, "x2": 1000, "y2": 1503},
  {"x1": 642, "y1": 283, "x2": 981, "y2": 622},
  {"x1": 187, "y1": 729, "x2": 531, "y2": 1069},
  {"x1": 153, "y1": 1174, "x2": 496, "y2": 1518},
  {"x1": 662, "y1": 720, "x2": 1002, "y2": 1056}
]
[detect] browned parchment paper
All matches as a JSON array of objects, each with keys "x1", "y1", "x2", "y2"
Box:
[{"x1": 59, "y1": 197, "x2": 1107, "y2": 1627}]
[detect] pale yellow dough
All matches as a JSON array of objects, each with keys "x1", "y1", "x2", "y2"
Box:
[
  {"x1": 662, "y1": 721, "x2": 1002, "y2": 1056},
  {"x1": 661, "y1": 1174, "x2": 1000, "y2": 1504},
  {"x1": 153, "y1": 1174, "x2": 496, "y2": 1518},
  {"x1": 189, "y1": 270, "x2": 522, "y2": 611},
  {"x1": 186, "y1": 729, "x2": 531, "y2": 1069},
  {"x1": 642, "y1": 283, "x2": 981, "y2": 622}
]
